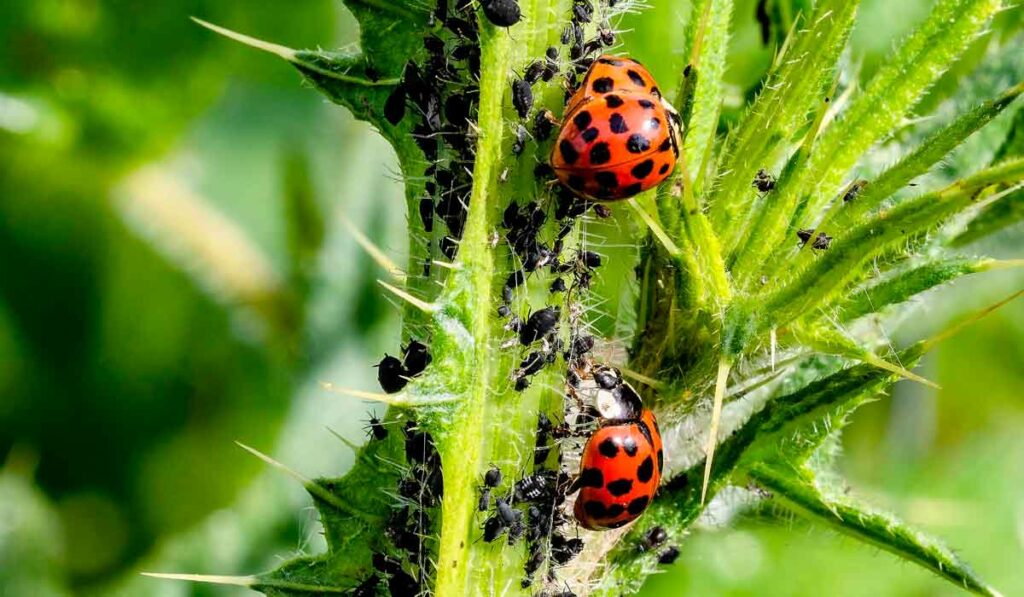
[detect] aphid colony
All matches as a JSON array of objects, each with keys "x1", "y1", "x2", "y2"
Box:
[
  {"x1": 353, "y1": 420, "x2": 444, "y2": 595},
  {"x1": 360, "y1": 0, "x2": 688, "y2": 592}
]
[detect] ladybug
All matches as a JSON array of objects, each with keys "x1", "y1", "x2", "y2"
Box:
[
  {"x1": 551, "y1": 55, "x2": 682, "y2": 201},
  {"x1": 571, "y1": 365, "x2": 664, "y2": 530}
]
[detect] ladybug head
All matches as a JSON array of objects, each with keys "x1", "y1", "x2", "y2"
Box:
[
  {"x1": 661, "y1": 96, "x2": 684, "y2": 156},
  {"x1": 590, "y1": 365, "x2": 644, "y2": 422}
]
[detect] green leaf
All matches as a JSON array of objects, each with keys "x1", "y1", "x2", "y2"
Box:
[
  {"x1": 838, "y1": 256, "x2": 1019, "y2": 321},
  {"x1": 748, "y1": 462, "x2": 1001, "y2": 596},
  {"x1": 830, "y1": 82, "x2": 1024, "y2": 233},
  {"x1": 730, "y1": 0, "x2": 1004, "y2": 287},
  {"x1": 799, "y1": 0, "x2": 1003, "y2": 219},
  {"x1": 681, "y1": 0, "x2": 733, "y2": 184},
  {"x1": 761, "y1": 157, "x2": 1024, "y2": 332},
  {"x1": 952, "y1": 104, "x2": 1024, "y2": 245},
  {"x1": 708, "y1": 0, "x2": 859, "y2": 240}
]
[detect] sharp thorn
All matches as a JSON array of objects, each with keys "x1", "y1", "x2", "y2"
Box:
[
  {"x1": 190, "y1": 18, "x2": 398, "y2": 86},
  {"x1": 377, "y1": 280, "x2": 438, "y2": 313},
  {"x1": 860, "y1": 354, "x2": 939, "y2": 389},
  {"x1": 141, "y1": 572, "x2": 257, "y2": 587},
  {"x1": 340, "y1": 214, "x2": 406, "y2": 282},
  {"x1": 701, "y1": 358, "x2": 732, "y2": 504},
  {"x1": 627, "y1": 198, "x2": 681, "y2": 257}
]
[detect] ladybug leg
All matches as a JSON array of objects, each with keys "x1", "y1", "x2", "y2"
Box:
[{"x1": 566, "y1": 474, "x2": 582, "y2": 495}]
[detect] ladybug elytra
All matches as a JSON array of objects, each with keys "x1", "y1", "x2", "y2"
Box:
[
  {"x1": 574, "y1": 408, "x2": 663, "y2": 530},
  {"x1": 551, "y1": 55, "x2": 682, "y2": 201},
  {"x1": 571, "y1": 365, "x2": 664, "y2": 530}
]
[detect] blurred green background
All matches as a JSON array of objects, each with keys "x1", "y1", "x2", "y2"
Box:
[{"x1": 0, "y1": 1, "x2": 1020, "y2": 595}]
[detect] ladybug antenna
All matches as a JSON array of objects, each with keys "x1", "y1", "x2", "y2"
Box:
[
  {"x1": 701, "y1": 358, "x2": 731, "y2": 504},
  {"x1": 340, "y1": 213, "x2": 406, "y2": 282}
]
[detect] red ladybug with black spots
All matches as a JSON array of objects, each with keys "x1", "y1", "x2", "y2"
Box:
[
  {"x1": 551, "y1": 55, "x2": 682, "y2": 201},
  {"x1": 571, "y1": 365, "x2": 664, "y2": 530}
]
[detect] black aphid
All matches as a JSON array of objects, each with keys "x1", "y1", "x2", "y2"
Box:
[
  {"x1": 519, "y1": 306, "x2": 560, "y2": 345},
  {"x1": 481, "y1": 0, "x2": 522, "y2": 27},
  {"x1": 376, "y1": 354, "x2": 408, "y2": 393},
  {"x1": 512, "y1": 78, "x2": 534, "y2": 119}
]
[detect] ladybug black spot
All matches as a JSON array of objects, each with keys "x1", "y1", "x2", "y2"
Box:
[
  {"x1": 589, "y1": 142, "x2": 611, "y2": 165},
  {"x1": 595, "y1": 171, "x2": 618, "y2": 189},
  {"x1": 573, "y1": 110, "x2": 592, "y2": 130},
  {"x1": 638, "y1": 98, "x2": 655, "y2": 109},
  {"x1": 647, "y1": 117, "x2": 661, "y2": 131},
  {"x1": 627, "y1": 134, "x2": 651, "y2": 153},
  {"x1": 605, "y1": 504, "x2": 625, "y2": 518},
  {"x1": 567, "y1": 175, "x2": 586, "y2": 191},
  {"x1": 627, "y1": 495, "x2": 650, "y2": 515},
  {"x1": 609, "y1": 113, "x2": 629, "y2": 134},
  {"x1": 622, "y1": 436, "x2": 638, "y2": 457},
  {"x1": 636, "y1": 456, "x2": 654, "y2": 483},
  {"x1": 592, "y1": 77, "x2": 614, "y2": 93},
  {"x1": 583, "y1": 500, "x2": 607, "y2": 518},
  {"x1": 658, "y1": 163, "x2": 670, "y2": 175},
  {"x1": 631, "y1": 159, "x2": 654, "y2": 179},
  {"x1": 657, "y1": 449, "x2": 664, "y2": 473},
  {"x1": 658, "y1": 138, "x2": 673, "y2": 152},
  {"x1": 626, "y1": 69, "x2": 646, "y2": 87},
  {"x1": 622, "y1": 182, "x2": 643, "y2": 196},
  {"x1": 605, "y1": 94, "x2": 624, "y2": 108},
  {"x1": 581, "y1": 127, "x2": 600, "y2": 143},
  {"x1": 598, "y1": 438, "x2": 619, "y2": 458},
  {"x1": 606, "y1": 478, "x2": 634, "y2": 497},
  {"x1": 559, "y1": 140, "x2": 580, "y2": 165},
  {"x1": 579, "y1": 467, "x2": 604, "y2": 488}
]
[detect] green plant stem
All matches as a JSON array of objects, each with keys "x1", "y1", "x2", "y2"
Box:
[{"x1": 432, "y1": 18, "x2": 511, "y2": 597}]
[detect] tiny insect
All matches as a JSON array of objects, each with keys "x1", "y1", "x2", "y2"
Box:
[
  {"x1": 480, "y1": 0, "x2": 522, "y2": 27},
  {"x1": 512, "y1": 78, "x2": 534, "y2": 119},
  {"x1": 638, "y1": 525, "x2": 668, "y2": 552},
  {"x1": 753, "y1": 168, "x2": 776, "y2": 193},
  {"x1": 519, "y1": 306, "x2": 561, "y2": 345},
  {"x1": 376, "y1": 354, "x2": 408, "y2": 393},
  {"x1": 572, "y1": 0, "x2": 594, "y2": 23},
  {"x1": 657, "y1": 545, "x2": 681, "y2": 565},
  {"x1": 364, "y1": 413, "x2": 388, "y2": 441},
  {"x1": 551, "y1": 56, "x2": 682, "y2": 201},
  {"x1": 402, "y1": 340, "x2": 432, "y2": 377},
  {"x1": 533, "y1": 109, "x2": 557, "y2": 141},
  {"x1": 842, "y1": 179, "x2": 868, "y2": 203},
  {"x1": 797, "y1": 228, "x2": 833, "y2": 250},
  {"x1": 512, "y1": 124, "x2": 528, "y2": 155},
  {"x1": 419, "y1": 196, "x2": 434, "y2": 232},
  {"x1": 384, "y1": 83, "x2": 407, "y2": 125}
]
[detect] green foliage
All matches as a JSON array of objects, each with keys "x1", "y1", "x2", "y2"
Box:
[{"x1": 146, "y1": 0, "x2": 1024, "y2": 595}]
